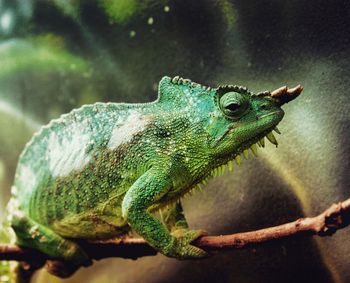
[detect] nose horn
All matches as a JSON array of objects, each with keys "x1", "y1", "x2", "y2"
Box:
[{"x1": 259, "y1": 84, "x2": 303, "y2": 105}]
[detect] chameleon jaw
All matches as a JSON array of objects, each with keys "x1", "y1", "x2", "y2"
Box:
[
  {"x1": 208, "y1": 126, "x2": 280, "y2": 179},
  {"x1": 176, "y1": 126, "x2": 282, "y2": 203}
]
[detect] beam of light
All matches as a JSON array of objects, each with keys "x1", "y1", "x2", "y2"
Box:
[
  {"x1": 261, "y1": 153, "x2": 312, "y2": 213},
  {"x1": 78, "y1": 24, "x2": 130, "y2": 89},
  {"x1": 0, "y1": 98, "x2": 40, "y2": 219},
  {"x1": 69, "y1": 18, "x2": 132, "y2": 100},
  {"x1": 0, "y1": 99, "x2": 40, "y2": 131},
  {"x1": 0, "y1": 160, "x2": 4, "y2": 182},
  {"x1": 260, "y1": 152, "x2": 343, "y2": 283},
  {"x1": 0, "y1": 10, "x2": 14, "y2": 34}
]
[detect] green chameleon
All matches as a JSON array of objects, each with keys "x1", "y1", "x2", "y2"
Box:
[{"x1": 1, "y1": 76, "x2": 302, "y2": 281}]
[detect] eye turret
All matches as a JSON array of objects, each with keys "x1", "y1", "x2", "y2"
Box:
[{"x1": 219, "y1": 91, "x2": 249, "y2": 119}]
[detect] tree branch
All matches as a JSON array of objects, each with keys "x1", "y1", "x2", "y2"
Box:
[{"x1": 0, "y1": 198, "x2": 349, "y2": 265}]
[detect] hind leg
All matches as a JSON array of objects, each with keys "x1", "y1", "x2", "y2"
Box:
[{"x1": 11, "y1": 213, "x2": 92, "y2": 278}]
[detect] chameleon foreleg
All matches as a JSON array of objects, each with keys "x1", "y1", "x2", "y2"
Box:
[{"x1": 122, "y1": 167, "x2": 207, "y2": 259}]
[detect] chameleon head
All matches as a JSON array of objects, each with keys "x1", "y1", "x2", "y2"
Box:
[
  {"x1": 209, "y1": 83, "x2": 303, "y2": 162},
  {"x1": 157, "y1": 76, "x2": 302, "y2": 174}
]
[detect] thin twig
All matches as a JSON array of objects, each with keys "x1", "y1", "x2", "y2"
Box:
[{"x1": 0, "y1": 198, "x2": 349, "y2": 269}]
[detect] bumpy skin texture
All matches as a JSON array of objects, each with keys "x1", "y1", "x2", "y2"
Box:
[{"x1": 8, "y1": 76, "x2": 288, "y2": 276}]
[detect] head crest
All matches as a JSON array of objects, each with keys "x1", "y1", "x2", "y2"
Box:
[
  {"x1": 171, "y1": 76, "x2": 213, "y2": 91},
  {"x1": 216, "y1": 84, "x2": 252, "y2": 96}
]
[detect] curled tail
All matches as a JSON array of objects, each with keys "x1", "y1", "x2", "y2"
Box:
[
  {"x1": 0, "y1": 213, "x2": 40, "y2": 283},
  {"x1": 0, "y1": 218, "x2": 19, "y2": 283}
]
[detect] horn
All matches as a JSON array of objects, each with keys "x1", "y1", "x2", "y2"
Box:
[{"x1": 258, "y1": 84, "x2": 303, "y2": 105}]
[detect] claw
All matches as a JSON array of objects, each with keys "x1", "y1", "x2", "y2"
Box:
[{"x1": 170, "y1": 229, "x2": 209, "y2": 259}]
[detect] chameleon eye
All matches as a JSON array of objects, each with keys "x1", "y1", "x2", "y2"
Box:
[
  {"x1": 225, "y1": 102, "x2": 240, "y2": 112},
  {"x1": 219, "y1": 92, "x2": 248, "y2": 118}
]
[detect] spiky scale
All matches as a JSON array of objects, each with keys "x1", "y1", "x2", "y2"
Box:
[
  {"x1": 266, "y1": 132, "x2": 278, "y2": 146},
  {"x1": 217, "y1": 166, "x2": 222, "y2": 176},
  {"x1": 250, "y1": 144, "x2": 258, "y2": 156},
  {"x1": 172, "y1": 75, "x2": 180, "y2": 83},
  {"x1": 228, "y1": 160, "x2": 233, "y2": 171},
  {"x1": 259, "y1": 137, "x2": 265, "y2": 147},
  {"x1": 235, "y1": 155, "x2": 241, "y2": 165},
  {"x1": 243, "y1": 149, "x2": 249, "y2": 159},
  {"x1": 274, "y1": 127, "x2": 281, "y2": 134}
]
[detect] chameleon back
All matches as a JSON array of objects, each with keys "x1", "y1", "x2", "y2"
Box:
[{"x1": 11, "y1": 102, "x2": 155, "y2": 239}]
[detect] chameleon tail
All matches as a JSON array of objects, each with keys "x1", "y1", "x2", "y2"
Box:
[
  {"x1": 0, "y1": 219, "x2": 20, "y2": 283},
  {"x1": 0, "y1": 214, "x2": 41, "y2": 283}
]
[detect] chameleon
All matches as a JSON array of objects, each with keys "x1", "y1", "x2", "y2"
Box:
[{"x1": 0, "y1": 76, "x2": 302, "y2": 281}]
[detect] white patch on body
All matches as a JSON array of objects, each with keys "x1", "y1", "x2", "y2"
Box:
[
  {"x1": 15, "y1": 165, "x2": 37, "y2": 197},
  {"x1": 7, "y1": 196, "x2": 21, "y2": 220},
  {"x1": 108, "y1": 110, "x2": 149, "y2": 149},
  {"x1": 47, "y1": 121, "x2": 92, "y2": 177}
]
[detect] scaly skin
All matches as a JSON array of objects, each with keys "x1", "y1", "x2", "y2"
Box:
[{"x1": 2, "y1": 76, "x2": 302, "y2": 280}]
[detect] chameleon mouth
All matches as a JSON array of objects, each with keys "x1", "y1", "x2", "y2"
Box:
[
  {"x1": 257, "y1": 111, "x2": 281, "y2": 120},
  {"x1": 208, "y1": 127, "x2": 280, "y2": 178}
]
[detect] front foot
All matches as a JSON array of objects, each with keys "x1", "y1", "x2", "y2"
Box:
[{"x1": 167, "y1": 229, "x2": 209, "y2": 259}]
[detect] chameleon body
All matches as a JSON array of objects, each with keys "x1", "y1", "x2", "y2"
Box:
[{"x1": 3, "y1": 76, "x2": 302, "y2": 279}]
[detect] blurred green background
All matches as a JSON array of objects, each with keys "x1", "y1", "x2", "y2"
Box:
[{"x1": 0, "y1": 0, "x2": 349, "y2": 282}]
